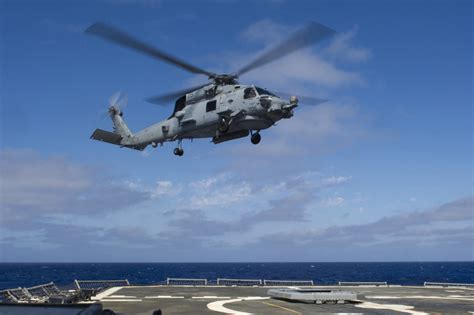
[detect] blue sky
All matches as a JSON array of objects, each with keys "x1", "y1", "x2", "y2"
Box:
[{"x1": 0, "y1": 0, "x2": 472, "y2": 262}]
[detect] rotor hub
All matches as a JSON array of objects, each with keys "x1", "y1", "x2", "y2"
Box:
[{"x1": 210, "y1": 74, "x2": 239, "y2": 85}]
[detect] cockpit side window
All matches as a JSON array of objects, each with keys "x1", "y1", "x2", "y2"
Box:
[
  {"x1": 255, "y1": 87, "x2": 276, "y2": 97},
  {"x1": 169, "y1": 95, "x2": 187, "y2": 119},
  {"x1": 244, "y1": 87, "x2": 257, "y2": 99}
]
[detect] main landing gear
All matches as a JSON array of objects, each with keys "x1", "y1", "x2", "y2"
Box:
[
  {"x1": 174, "y1": 140, "x2": 184, "y2": 156},
  {"x1": 217, "y1": 117, "x2": 229, "y2": 133},
  {"x1": 250, "y1": 131, "x2": 261, "y2": 145}
]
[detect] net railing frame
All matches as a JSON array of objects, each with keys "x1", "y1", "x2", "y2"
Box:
[
  {"x1": 25, "y1": 283, "x2": 51, "y2": 298},
  {"x1": 166, "y1": 278, "x2": 208, "y2": 286},
  {"x1": 0, "y1": 289, "x2": 19, "y2": 303},
  {"x1": 338, "y1": 281, "x2": 388, "y2": 286},
  {"x1": 263, "y1": 279, "x2": 314, "y2": 286},
  {"x1": 217, "y1": 278, "x2": 262, "y2": 286},
  {"x1": 424, "y1": 282, "x2": 474, "y2": 288},
  {"x1": 74, "y1": 279, "x2": 130, "y2": 290},
  {"x1": 7, "y1": 288, "x2": 32, "y2": 302}
]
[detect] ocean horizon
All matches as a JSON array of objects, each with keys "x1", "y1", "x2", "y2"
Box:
[{"x1": 1, "y1": 261, "x2": 473, "y2": 290}]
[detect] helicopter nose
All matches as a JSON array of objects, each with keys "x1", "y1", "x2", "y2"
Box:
[
  {"x1": 290, "y1": 95, "x2": 298, "y2": 105},
  {"x1": 268, "y1": 98, "x2": 286, "y2": 113}
]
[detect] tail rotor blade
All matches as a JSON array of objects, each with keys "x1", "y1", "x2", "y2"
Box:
[
  {"x1": 108, "y1": 91, "x2": 122, "y2": 107},
  {"x1": 117, "y1": 94, "x2": 128, "y2": 110}
]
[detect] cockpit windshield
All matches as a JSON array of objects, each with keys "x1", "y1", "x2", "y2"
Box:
[{"x1": 255, "y1": 87, "x2": 277, "y2": 97}]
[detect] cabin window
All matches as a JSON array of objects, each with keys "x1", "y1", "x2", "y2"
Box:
[
  {"x1": 244, "y1": 87, "x2": 256, "y2": 99},
  {"x1": 206, "y1": 100, "x2": 217, "y2": 112}
]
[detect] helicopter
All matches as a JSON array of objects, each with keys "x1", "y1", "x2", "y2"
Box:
[{"x1": 86, "y1": 22, "x2": 335, "y2": 156}]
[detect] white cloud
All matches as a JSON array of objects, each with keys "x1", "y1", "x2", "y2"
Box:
[
  {"x1": 0, "y1": 148, "x2": 150, "y2": 227},
  {"x1": 324, "y1": 26, "x2": 372, "y2": 63},
  {"x1": 322, "y1": 176, "x2": 352, "y2": 186},
  {"x1": 151, "y1": 181, "x2": 176, "y2": 198},
  {"x1": 124, "y1": 179, "x2": 178, "y2": 199},
  {"x1": 189, "y1": 173, "x2": 231, "y2": 190},
  {"x1": 321, "y1": 196, "x2": 345, "y2": 207},
  {"x1": 240, "y1": 19, "x2": 294, "y2": 45},
  {"x1": 224, "y1": 101, "x2": 369, "y2": 161},
  {"x1": 245, "y1": 50, "x2": 363, "y2": 90},
  {"x1": 232, "y1": 20, "x2": 370, "y2": 91},
  {"x1": 189, "y1": 182, "x2": 252, "y2": 208}
]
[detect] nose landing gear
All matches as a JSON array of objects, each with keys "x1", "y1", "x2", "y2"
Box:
[{"x1": 250, "y1": 131, "x2": 261, "y2": 145}]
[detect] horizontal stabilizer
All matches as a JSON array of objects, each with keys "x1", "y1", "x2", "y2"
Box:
[
  {"x1": 91, "y1": 129, "x2": 147, "y2": 151},
  {"x1": 91, "y1": 129, "x2": 122, "y2": 145}
]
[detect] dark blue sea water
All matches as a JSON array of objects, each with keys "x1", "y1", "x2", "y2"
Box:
[{"x1": 1, "y1": 262, "x2": 473, "y2": 290}]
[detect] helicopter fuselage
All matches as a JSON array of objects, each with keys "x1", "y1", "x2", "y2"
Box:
[
  {"x1": 114, "y1": 84, "x2": 297, "y2": 150},
  {"x1": 87, "y1": 21, "x2": 333, "y2": 155}
]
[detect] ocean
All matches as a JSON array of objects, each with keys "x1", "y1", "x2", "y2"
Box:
[{"x1": 1, "y1": 262, "x2": 472, "y2": 290}]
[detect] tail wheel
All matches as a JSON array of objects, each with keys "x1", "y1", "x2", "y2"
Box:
[{"x1": 217, "y1": 117, "x2": 229, "y2": 133}]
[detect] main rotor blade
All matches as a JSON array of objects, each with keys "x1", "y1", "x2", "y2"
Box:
[
  {"x1": 275, "y1": 91, "x2": 328, "y2": 105},
  {"x1": 146, "y1": 83, "x2": 210, "y2": 105},
  {"x1": 235, "y1": 22, "x2": 336, "y2": 77},
  {"x1": 86, "y1": 22, "x2": 214, "y2": 77}
]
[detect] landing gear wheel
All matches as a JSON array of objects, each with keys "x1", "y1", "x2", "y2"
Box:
[
  {"x1": 251, "y1": 132, "x2": 261, "y2": 145},
  {"x1": 217, "y1": 117, "x2": 229, "y2": 133},
  {"x1": 173, "y1": 148, "x2": 184, "y2": 156}
]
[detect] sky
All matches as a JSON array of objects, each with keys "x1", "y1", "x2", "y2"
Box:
[{"x1": 0, "y1": 0, "x2": 472, "y2": 262}]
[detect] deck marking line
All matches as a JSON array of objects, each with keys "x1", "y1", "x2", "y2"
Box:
[
  {"x1": 365, "y1": 295, "x2": 474, "y2": 301},
  {"x1": 192, "y1": 296, "x2": 231, "y2": 299},
  {"x1": 262, "y1": 301, "x2": 302, "y2": 314},
  {"x1": 355, "y1": 300, "x2": 428, "y2": 315},
  {"x1": 109, "y1": 295, "x2": 136, "y2": 298},
  {"x1": 93, "y1": 286, "x2": 123, "y2": 299},
  {"x1": 100, "y1": 298, "x2": 143, "y2": 302},
  {"x1": 145, "y1": 295, "x2": 185, "y2": 299},
  {"x1": 207, "y1": 296, "x2": 269, "y2": 315}
]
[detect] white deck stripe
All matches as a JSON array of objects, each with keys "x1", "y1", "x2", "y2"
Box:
[
  {"x1": 192, "y1": 296, "x2": 231, "y2": 299},
  {"x1": 144, "y1": 295, "x2": 185, "y2": 299},
  {"x1": 355, "y1": 300, "x2": 428, "y2": 315},
  {"x1": 366, "y1": 295, "x2": 474, "y2": 301},
  {"x1": 207, "y1": 297, "x2": 269, "y2": 315},
  {"x1": 101, "y1": 298, "x2": 143, "y2": 302},
  {"x1": 93, "y1": 286, "x2": 123, "y2": 299}
]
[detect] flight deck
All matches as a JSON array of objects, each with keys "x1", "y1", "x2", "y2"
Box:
[
  {"x1": 1, "y1": 279, "x2": 473, "y2": 314},
  {"x1": 95, "y1": 284, "x2": 473, "y2": 314}
]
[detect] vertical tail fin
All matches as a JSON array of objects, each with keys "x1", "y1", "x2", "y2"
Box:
[
  {"x1": 109, "y1": 105, "x2": 133, "y2": 139},
  {"x1": 91, "y1": 94, "x2": 146, "y2": 151}
]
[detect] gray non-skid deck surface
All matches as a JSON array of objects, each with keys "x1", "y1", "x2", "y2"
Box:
[{"x1": 99, "y1": 285, "x2": 474, "y2": 315}]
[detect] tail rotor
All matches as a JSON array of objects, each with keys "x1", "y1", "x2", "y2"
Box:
[{"x1": 108, "y1": 91, "x2": 128, "y2": 116}]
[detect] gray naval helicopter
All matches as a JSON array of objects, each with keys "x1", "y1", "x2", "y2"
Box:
[{"x1": 87, "y1": 22, "x2": 335, "y2": 156}]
